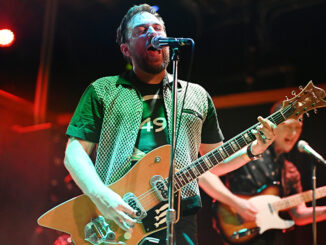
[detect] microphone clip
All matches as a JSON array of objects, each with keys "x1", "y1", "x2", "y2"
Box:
[{"x1": 151, "y1": 36, "x2": 194, "y2": 50}]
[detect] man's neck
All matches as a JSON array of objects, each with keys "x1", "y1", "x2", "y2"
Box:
[
  {"x1": 274, "y1": 144, "x2": 285, "y2": 157},
  {"x1": 133, "y1": 67, "x2": 166, "y2": 84}
]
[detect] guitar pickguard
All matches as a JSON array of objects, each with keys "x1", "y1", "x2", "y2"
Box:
[{"x1": 142, "y1": 193, "x2": 180, "y2": 233}]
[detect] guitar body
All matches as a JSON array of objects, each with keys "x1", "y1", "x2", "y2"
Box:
[
  {"x1": 213, "y1": 185, "x2": 294, "y2": 244},
  {"x1": 38, "y1": 145, "x2": 181, "y2": 245}
]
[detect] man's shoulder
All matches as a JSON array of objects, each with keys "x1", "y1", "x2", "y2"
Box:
[
  {"x1": 92, "y1": 75, "x2": 121, "y2": 86},
  {"x1": 87, "y1": 75, "x2": 125, "y2": 100},
  {"x1": 177, "y1": 80, "x2": 208, "y2": 98},
  {"x1": 90, "y1": 74, "x2": 130, "y2": 91},
  {"x1": 166, "y1": 73, "x2": 207, "y2": 92}
]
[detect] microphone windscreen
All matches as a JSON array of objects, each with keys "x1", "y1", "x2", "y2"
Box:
[{"x1": 297, "y1": 140, "x2": 308, "y2": 152}]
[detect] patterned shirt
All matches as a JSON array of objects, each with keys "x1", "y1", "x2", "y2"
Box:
[
  {"x1": 66, "y1": 71, "x2": 224, "y2": 211},
  {"x1": 226, "y1": 144, "x2": 302, "y2": 197}
]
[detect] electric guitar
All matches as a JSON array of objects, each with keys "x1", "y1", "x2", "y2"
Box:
[
  {"x1": 38, "y1": 81, "x2": 326, "y2": 245},
  {"x1": 212, "y1": 185, "x2": 326, "y2": 244}
]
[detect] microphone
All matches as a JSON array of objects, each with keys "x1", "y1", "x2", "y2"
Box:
[
  {"x1": 151, "y1": 36, "x2": 194, "y2": 49},
  {"x1": 297, "y1": 140, "x2": 326, "y2": 166}
]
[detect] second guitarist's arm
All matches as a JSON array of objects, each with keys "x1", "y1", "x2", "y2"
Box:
[
  {"x1": 290, "y1": 203, "x2": 326, "y2": 226},
  {"x1": 198, "y1": 116, "x2": 276, "y2": 222},
  {"x1": 284, "y1": 159, "x2": 326, "y2": 226},
  {"x1": 199, "y1": 171, "x2": 258, "y2": 222},
  {"x1": 206, "y1": 116, "x2": 276, "y2": 176}
]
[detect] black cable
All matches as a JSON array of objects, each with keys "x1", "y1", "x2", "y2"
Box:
[{"x1": 174, "y1": 39, "x2": 195, "y2": 152}]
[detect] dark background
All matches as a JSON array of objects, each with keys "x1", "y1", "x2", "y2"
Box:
[
  {"x1": 1, "y1": 0, "x2": 326, "y2": 244},
  {"x1": 1, "y1": 0, "x2": 326, "y2": 112}
]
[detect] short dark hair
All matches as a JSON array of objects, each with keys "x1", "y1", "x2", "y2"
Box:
[
  {"x1": 116, "y1": 4, "x2": 164, "y2": 46},
  {"x1": 270, "y1": 101, "x2": 283, "y2": 114}
]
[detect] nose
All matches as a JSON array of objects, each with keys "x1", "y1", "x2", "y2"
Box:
[
  {"x1": 291, "y1": 128, "x2": 299, "y2": 136},
  {"x1": 146, "y1": 26, "x2": 158, "y2": 37}
]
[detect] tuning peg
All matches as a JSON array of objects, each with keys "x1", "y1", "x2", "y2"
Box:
[
  {"x1": 314, "y1": 108, "x2": 318, "y2": 114},
  {"x1": 305, "y1": 112, "x2": 310, "y2": 118},
  {"x1": 291, "y1": 90, "x2": 296, "y2": 96},
  {"x1": 299, "y1": 85, "x2": 303, "y2": 90}
]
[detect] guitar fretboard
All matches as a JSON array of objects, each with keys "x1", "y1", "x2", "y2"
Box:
[
  {"x1": 272, "y1": 186, "x2": 326, "y2": 211},
  {"x1": 172, "y1": 104, "x2": 296, "y2": 191}
]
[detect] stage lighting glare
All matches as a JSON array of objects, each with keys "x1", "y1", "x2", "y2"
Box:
[
  {"x1": 0, "y1": 29, "x2": 15, "y2": 47},
  {"x1": 152, "y1": 5, "x2": 159, "y2": 12}
]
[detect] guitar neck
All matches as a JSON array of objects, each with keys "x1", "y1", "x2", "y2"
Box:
[
  {"x1": 272, "y1": 186, "x2": 326, "y2": 211},
  {"x1": 173, "y1": 105, "x2": 296, "y2": 191}
]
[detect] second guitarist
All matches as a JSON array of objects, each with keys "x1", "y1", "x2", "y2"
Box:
[{"x1": 210, "y1": 102, "x2": 326, "y2": 245}]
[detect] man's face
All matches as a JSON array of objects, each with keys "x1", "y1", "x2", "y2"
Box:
[
  {"x1": 274, "y1": 119, "x2": 303, "y2": 153},
  {"x1": 123, "y1": 11, "x2": 170, "y2": 74}
]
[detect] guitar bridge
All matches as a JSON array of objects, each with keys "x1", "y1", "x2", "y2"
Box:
[{"x1": 84, "y1": 216, "x2": 124, "y2": 245}]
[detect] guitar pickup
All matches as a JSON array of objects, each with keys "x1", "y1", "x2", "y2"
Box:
[
  {"x1": 231, "y1": 227, "x2": 260, "y2": 239},
  {"x1": 150, "y1": 175, "x2": 168, "y2": 201},
  {"x1": 123, "y1": 192, "x2": 147, "y2": 221}
]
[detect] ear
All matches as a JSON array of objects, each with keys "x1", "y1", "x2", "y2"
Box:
[{"x1": 120, "y1": 43, "x2": 131, "y2": 58}]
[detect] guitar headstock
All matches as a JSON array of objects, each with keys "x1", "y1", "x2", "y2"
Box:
[{"x1": 281, "y1": 81, "x2": 326, "y2": 121}]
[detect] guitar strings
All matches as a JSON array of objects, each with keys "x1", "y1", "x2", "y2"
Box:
[
  {"x1": 178, "y1": 107, "x2": 291, "y2": 187},
  {"x1": 135, "y1": 106, "x2": 293, "y2": 208}
]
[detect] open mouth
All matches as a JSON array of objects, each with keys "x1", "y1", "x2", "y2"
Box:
[
  {"x1": 147, "y1": 46, "x2": 161, "y2": 54},
  {"x1": 284, "y1": 137, "x2": 294, "y2": 144}
]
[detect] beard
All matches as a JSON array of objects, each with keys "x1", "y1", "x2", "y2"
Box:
[{"x1": 132, "y1": 48, "x2": 170, "y2": 74}]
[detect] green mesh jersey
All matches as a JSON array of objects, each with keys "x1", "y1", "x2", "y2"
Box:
[{"x1": 67, "y1": 71, "x2": 224, "y2": 204}]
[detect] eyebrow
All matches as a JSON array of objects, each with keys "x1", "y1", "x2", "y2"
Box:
[{"x1": 132, "y1": 23, "x2": 163, "y2": 29}]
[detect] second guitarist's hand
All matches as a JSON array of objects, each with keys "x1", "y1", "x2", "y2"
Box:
[{"x1": 232, "y1": 196, "x2": 258, "y2": 222}]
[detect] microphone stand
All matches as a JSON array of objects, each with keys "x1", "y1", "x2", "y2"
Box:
[
  {"x1": 311, "y1": 162, "x2": 317, "y2": 245},
  {"x1": 166, "y1": 47, "x2": 180, "y2": 245}
]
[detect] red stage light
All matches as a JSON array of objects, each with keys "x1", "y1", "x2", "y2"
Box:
[{"x1": 0, "y1": 28, "x2": 15, "y2": 47}]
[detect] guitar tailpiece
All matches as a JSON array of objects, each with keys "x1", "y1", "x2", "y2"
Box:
[{"x1": 139, "y1": 237, "x2": 160, "y2": 245}]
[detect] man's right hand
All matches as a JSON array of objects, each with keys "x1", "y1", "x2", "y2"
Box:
[
  {"x1": 89, "y1": 186, "x2": 137, "y2": 232},
  {"x1": 233, "y1": 197, "x2": 258, "y2": 222},
  {"x1": 64, "y1": 138, "x2": 137, "y2": 231}
]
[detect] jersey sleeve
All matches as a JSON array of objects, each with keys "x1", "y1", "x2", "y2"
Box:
[
  {"x1": 201, "y1": 93, "x2": 224, "y2": 144},
  {"x1": 66, "y1": 85, "x2": 103, "y2": 143}
]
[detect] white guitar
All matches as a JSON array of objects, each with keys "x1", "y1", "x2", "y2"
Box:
[{"x1": 213, "y1": 185, "x2": 326, "y2": 244}]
